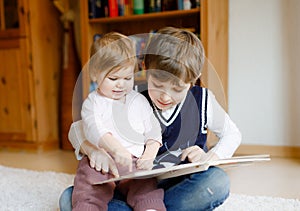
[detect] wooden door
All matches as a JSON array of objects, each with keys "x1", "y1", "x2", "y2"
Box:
[{"x1": 0, "y1": 38, "x2": 35, "y2": 144}]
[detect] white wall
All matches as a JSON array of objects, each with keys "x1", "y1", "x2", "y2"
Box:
[{"x1": 228, "y1": 0, "x2": 300, "y2": 146}]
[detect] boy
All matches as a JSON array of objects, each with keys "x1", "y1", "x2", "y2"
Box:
[{"x1": 60, "y1": 27, "x2": 241, "y2": 210}]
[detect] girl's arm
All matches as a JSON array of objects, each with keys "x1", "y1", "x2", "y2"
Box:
[
  {"x1": 136, "y1": 140, "x2": 161, "y2": 170},
  {"x1": 81, "y1": 92, "x2": 133, "y2": 170}
]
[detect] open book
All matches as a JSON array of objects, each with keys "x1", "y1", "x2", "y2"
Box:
[{"x1": 94, "y1": 154, "x2": 270, "y2": 185}]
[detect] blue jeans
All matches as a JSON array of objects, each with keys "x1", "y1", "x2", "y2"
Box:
[{"x1": 59, "y1": 166, "x2": 230, "y2": 211}]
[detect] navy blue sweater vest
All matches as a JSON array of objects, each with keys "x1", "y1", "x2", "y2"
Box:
[{"x1": 141, "y1": 86, "x2": 208, "y2": 168}]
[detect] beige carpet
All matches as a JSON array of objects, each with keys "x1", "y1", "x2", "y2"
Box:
[{"x1": 0, "y1": 165, "x2": 299, "y2": 211}]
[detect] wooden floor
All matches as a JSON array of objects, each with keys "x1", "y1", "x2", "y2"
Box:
[{"x1": 0, "y1": 149, "x2": 299, "y2": 200}]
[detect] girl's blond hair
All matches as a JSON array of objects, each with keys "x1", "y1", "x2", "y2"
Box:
[{"x1": 89, "y1": 32, "x2": 137, "y2": 83}]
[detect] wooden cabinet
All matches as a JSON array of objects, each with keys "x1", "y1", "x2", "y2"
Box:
[
  {"x1": 0, "y1": 0, "x2": 63, "y2": 151},
  {"x1": 79, "y1": 0, "x2": 228, "y2": 100}
]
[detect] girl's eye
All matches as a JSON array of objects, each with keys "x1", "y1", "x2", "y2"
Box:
[
  {"x1": 125, "y1": 77, "x2": 132, "y2": 80},
  {"x1": 108, "y1": 77, "x2": 117, "y2": 81}
]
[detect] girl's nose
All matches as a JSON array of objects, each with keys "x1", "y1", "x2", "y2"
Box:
[{"x1": 116, "y1": 80, "x2": 124, "y2": 88}]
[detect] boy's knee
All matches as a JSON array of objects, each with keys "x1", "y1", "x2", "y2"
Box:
[{"x1": 59, "y1": 186, "x2": 73, "y2": 211}]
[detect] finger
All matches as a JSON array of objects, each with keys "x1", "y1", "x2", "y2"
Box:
[
  {"x1": 136, "y1": 159, "x2": 144, "y2": 169},
  {"x1": 101, "y1": 162, "x2": 109, "y2": 173},
  {"x1": 109, "y1": 163, "x2": 119, "y2": 177},
  {"x1": 137, "y1": 161, "x2": 145, "y2": 170},
  {"x1": 89, "y1": 159, "x2": 96, "y2": 169},
  {"x1": 188, "y1": 150, "x2": 202, "y2": 162},
  {"x1": 181, "y1": 147, "x2": 194, "y2": 161},
  {"x1": 128, "y1": 159, "x2": 133, "y2": 172},
  {"x1": 95, "y1": 163, "x2": 102, "y2": 172},
  {"x1": 190, "y1": 148, "x2": 206, "y2": 162}
]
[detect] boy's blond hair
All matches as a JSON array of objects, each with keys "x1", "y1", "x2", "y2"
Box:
[
  {"x1": 89, "y1": 32, "x2": 137, "y2": 83},
  {"x1": 144, "y1": 27, "x2": 205, "y2": 85}
]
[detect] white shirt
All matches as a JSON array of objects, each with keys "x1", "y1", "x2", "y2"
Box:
[
  {"x1": 69, "y1": 89, "x2": 241, "y2": 160},
  {"x1": 80, "y1": 90, "x2": 162, "y2": 158}
]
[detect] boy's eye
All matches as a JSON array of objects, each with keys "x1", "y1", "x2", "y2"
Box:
[
  {"x1": 173, "y1": 88, "x2": 184, "y2": 93},
  {"x1": 152, "y1": 82, "x2": 163, "y2": 88}
]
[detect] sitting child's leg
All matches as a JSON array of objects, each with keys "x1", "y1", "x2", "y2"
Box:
[
  {"x1": 118, "y1": 178, "x2": 166, "y2": 211},
  {"x1": 72, "y1": 156, "x2": 116, "y2": 210}
]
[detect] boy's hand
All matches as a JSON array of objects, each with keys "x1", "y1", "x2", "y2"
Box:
[
  {"x1": 112, "y1": 148, "x2": 133, "y2": 172},
  {"x1": 81, "y1": 141, "x2": 119, "y2": 177},
  {"x1": 181, "y1": 146, "x2": 220, "y2": 163},
  {"x1": 181, "y1": 145, "x2": 206, "y2": 163},
  {"x1": 89, "y1": 147, "x2": 119, "y2": 177},
  {"x1": 99, "y1": 133, "x2": 133, "y2": 172}
]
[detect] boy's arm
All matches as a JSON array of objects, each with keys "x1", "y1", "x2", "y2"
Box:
[
  {"x1": 81, "y1": 140, "x2": 119, "y2": 177},
  {"x1": 81, "y1": 94, "x2": 110, "y2": 147},
  {"x1": 181, "y1": 89, "x2": 241, "y2": 163},
  {"x1": 136, "y1": 140, "x2": 161, "y2": 170},
  {"x1": 68, "y1": 121, "x2": 119, "y2": 176},
  {"x1": 206, "y1": 90, "x2": 242, "y2": 159}
]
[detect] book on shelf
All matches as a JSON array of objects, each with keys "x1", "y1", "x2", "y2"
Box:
[
  {"x1": 88, "y1": 0, "x2": 201, "y2": 19},
  {"x1": 88, "y1": 0, "x2": 109, "y2": 18},
  {"x1": 108, "y1": 0, "x2": 118, "y2": 17},
  {"x1": 94, "y1": 154, "x2": 271, "y2": 185}
]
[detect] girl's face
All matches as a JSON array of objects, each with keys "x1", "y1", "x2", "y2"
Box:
[
  {"x1": 148, "y1": 75, "x2": 190, "y2": 110},
  {"x1": 97, "y1": 66, "x2": 134, "y2": 101}
]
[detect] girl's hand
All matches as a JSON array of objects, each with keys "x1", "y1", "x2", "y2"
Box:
[
  {"x1": 136, "y1": 155, "x2": 155, "y2": 170},
  {"x1": 136, "y1": 140, "x2": 160, "y2": 170}
]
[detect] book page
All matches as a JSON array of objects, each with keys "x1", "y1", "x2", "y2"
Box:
[{"x1": 93, "y1": 154, "x2": 270, "y2": 185}]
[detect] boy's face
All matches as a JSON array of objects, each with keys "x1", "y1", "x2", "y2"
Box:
[
  {"x1": 97, "y1": 66, "x2": 134, "y2": 100},
  {"x1": 148, "y1": 75, "x2": 190, "y2": 111}
]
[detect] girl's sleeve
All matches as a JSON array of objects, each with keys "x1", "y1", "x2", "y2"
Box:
[
  {"x1": 81, "y1": 93, "x2": 110, "y2": 147},
  {"x1": 68, "y1": 121, "x2": 85, "y2": 160},
  {"x1": 140, "y1": 96, "x2": 162, "y2": 145},
  {"x1": 206, "y1": 90, "x2": 242, "y2": 159}
]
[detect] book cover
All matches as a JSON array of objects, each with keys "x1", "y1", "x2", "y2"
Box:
[
  {"x1": 118, "y1": 0, "x2": 125, "y2": 16},
  {"x1": 109, "y1": 0, "x2": 119, "y2": 17},
  {"x1": 133, "y1": 0, "x2": 144, "y2": 14}
]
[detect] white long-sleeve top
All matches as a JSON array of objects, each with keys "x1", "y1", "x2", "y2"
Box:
[
  {"x1": 80, "y1": 90, "x2": 162, "y2": 158},
  {"x1": 69, "y1": 89, "x2": 241, "y2": 160}
]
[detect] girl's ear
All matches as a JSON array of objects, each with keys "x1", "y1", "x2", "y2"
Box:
[{"x1": 91, "y1": 76, "x2": 97, "y2": 82}]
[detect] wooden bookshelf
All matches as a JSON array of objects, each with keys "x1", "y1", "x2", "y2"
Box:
[
  {"x1": 79, "y1": 0, "x2": 228, "y2": 103},
  {"x1": 89, "y1": 8, "x2": 200, "y2": 23}
]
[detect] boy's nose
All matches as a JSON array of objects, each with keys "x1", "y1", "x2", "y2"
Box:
[{"x1": 160, "y1": 92, "x2": 171, "y2": 102}]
